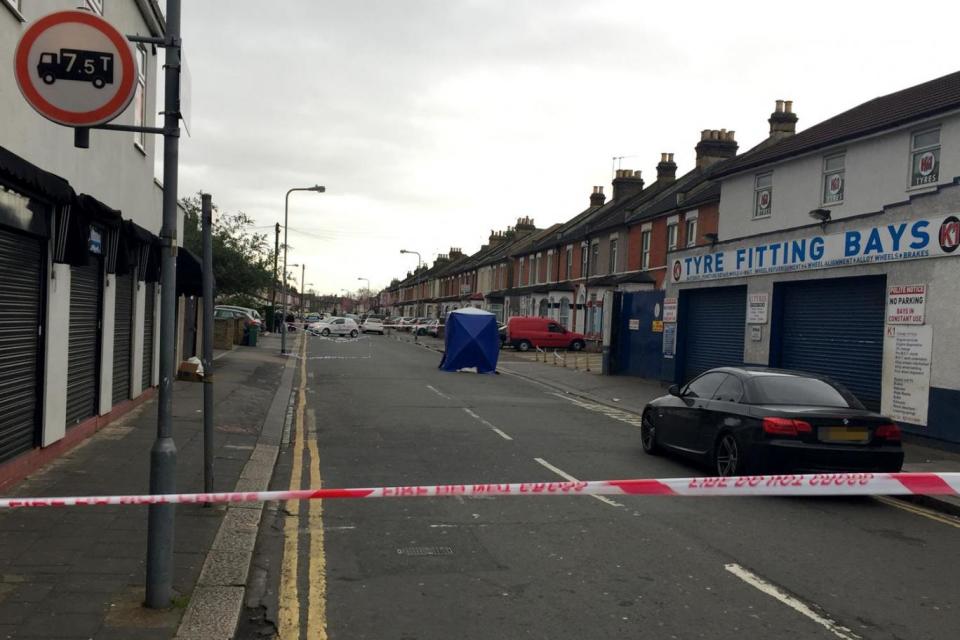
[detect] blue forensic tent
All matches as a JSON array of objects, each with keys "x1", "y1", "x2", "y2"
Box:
[{"x1": 439, "y1": 308, "x2": 500, "y2": 374}]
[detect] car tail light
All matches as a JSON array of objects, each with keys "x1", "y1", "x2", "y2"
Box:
[
  {"x1": 762, "y1": 417, "x2": 813, "y2": 437},
  {"x1": 875, "y1": 423, "x2": 901, "y2": 441}
]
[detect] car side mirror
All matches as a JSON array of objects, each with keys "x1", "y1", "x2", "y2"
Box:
[{"x1": 668, "y1": 384, "x2": 681, "y2": 397}]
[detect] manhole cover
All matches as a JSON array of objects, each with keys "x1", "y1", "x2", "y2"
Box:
[{"x1": 396, "y1": 546, "x2": 453, "y2": 557}]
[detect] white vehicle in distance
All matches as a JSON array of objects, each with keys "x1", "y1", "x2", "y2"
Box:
[
  {"x1": 361, "y1": 318, "x2": 385, "y2": 335},
  {"x1": 307, "y1": 317, "x2": 359, "y2": 338}
]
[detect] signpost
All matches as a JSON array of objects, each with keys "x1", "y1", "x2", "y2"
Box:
[{"x1": 15, "y1": 4, "x2": 185, "y2": 610}]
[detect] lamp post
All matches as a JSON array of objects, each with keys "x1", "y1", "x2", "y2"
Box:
[
  {"x1": 281, "y1": 186, "x2": 325, "y2": 354},
  {"x1": 400, "y1": 249, "x2": 422, "y2": 317},
  {"x1": 357, "y1": 277, "x2": 370, "y2": 312}
]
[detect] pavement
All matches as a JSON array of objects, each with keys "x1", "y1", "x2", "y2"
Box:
[
  {"x1": 0, "y1": 334, "x2": 293, "y2": 640},
  {"x1": 239, "y1": 331, "x2": 960, "y2": 640},
  {"x1": 395, "y1": 330, "x2": 960, "y2": 517}
]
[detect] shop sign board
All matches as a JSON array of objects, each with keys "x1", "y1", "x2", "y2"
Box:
[
  {"x1": 671, "y1": 214, "x2": 960, "y2": 283},
  {"x1": 662, "y1": 298, "x2": 677, "y2": 322},
  {"x1": 886, "y1": 284, "x2": 926, "y2": 325},
  {"x1": 662, "y1": 324, "x2": 676, "y2": 358},
  {"x1": 747, "y1": 293, "x2": 768, "y2": 324},
  {"x1": 881, "y1": 325, "x2": 933, "y2": 426},
  {"x1": 628, "y1": 319, "x2": 640, "y2": 331}
]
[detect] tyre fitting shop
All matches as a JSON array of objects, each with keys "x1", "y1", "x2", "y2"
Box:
[{"x1": 662, "y1": 185, "x2": 960, "y2": 444}]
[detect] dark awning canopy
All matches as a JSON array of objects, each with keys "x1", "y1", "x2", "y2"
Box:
[
  {"x1": 0, "y1": 145, "x2": 73, "y2": 205},
  {"x1": 176, "y1": 247, "x2": 204, "y2": 297}
]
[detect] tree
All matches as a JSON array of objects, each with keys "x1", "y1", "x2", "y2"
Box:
[{"x1": 180, "y1": 194, "x2": 276, "y2": 309}]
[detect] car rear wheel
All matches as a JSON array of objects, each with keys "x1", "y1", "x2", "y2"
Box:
[
  {"x1": 320, "y1": 328, "x2": 330, "y2": 336},
  {"x1": 569, "y1": 340, "x2": 585, "y2": 351},
  {"x1": 350, "y1": 329, "x2": 359, "y2": 338},
  {"x1": 713, "y1": 432, "x2": 743, "y2": 477},
  {"x1": 517, "y1": 340, "x2": 532, "y2": 352},
  {"x1": 641, "y1": 411, "x2": 660, "y2": 455}
]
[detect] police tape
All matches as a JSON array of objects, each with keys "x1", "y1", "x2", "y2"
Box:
[{"x1": 1, "y1": 472, "x2": 958, "y2": 509}]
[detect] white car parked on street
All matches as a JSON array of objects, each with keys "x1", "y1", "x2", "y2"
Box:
[
  {"x1": 361, "y1": 318, "x2": 385, "y2": 335},
  {"x1": 308, "y1": 317, "x2": 360, "y2": 338}
]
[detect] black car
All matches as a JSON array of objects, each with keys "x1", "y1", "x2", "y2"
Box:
[{"x1": 641, "y1": 367, "x2": 904, "y2": 476}]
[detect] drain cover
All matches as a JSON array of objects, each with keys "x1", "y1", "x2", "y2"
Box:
[{"x1": 396, "y1": 546, "x2": 453, "y2": 557}]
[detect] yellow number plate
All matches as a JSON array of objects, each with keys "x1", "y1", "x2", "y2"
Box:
[{"x1": 819, "y1": 427, "x2": 869, "y2": 443}]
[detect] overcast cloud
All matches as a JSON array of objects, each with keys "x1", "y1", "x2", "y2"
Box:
[{"x1": 172, "y1": 0, "x2": 960, "y2": 296}]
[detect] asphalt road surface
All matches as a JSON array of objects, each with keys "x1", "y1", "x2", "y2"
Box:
[{"x1": 238, "y1": 333, "x2": 960, "y2": 640}]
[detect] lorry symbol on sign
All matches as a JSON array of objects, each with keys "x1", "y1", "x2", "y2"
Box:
[{"x1": 37, "y1": 48, "x2": 114, "y2": 89}]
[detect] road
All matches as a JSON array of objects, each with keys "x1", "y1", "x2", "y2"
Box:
[{"x1": 238, "y1": 332, "x2": 960, "y2": 640}]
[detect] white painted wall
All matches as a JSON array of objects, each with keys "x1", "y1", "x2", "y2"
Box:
[
  {"x1": 98, "y1": 273, "x2": 116, "y2": 415},
  {"x1": 719, "y1": 112, "x2": 960, "y2": 240},
  {"x1": 1, "y1": 1, "x2": 163, "y2": 233},
  {"x1": 151, "y1": 284, "x2": 161, "y2": 386},
  {"x1": 41, "y1": 261, "x2": 69, "y2": 446},
  {"x1": 130, "y1": 280, "x2": 145, "y2": 397}
]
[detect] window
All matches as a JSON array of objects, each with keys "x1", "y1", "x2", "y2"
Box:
[
  {"x1": 685, "y1": 217, "x2": 698, "y2": 247},
  {"x1": 518, "y1": 257, "x2": 525, "y2": 285},
  {"x1": 712, "y1": 376, "x2": 744, "y2": 403},
  {"x1": 910, "y1": 128, "x2": 940, "y2": 187},
  {"x1": 85, "y1": 0, "x2": 104, "y2": 14},
  {"x1": 754, "y1": 172, "x2": 772, "y2": 218},
  {"x1": 590, "y1": 241, "x2": 599, "y2": 275},
  {"x1": 546, "y1": 251, "x2": 554, "y2": 283},
  {"x1": 548, "y1": 323, "x2": 564, "y2": 333},
  {"x1": 640, "y1": 230, "x2": 651, "y2": 269},
  {"x1": 748, "y1": 374, "x2": 861, "y2": 408},
  {"x1": 683, "y1": 372, "x2": 727, "y2": 399},
  {"x1": 565, "y1": 245, "x2": 573, "y2": 279},
  {"x1": 535, "y1": 253, "x2": 542, "y2": 284},
  {"x1": 134, "y1": 46, "x2": 147, "y2": 150},
  {"x1": 558, "y1": 296, "x2": 570, "y2": 328},
  {"x1": 580, "y1": 243, "x2": 588, "y2": 278},
  {"x1": 822, "y1": 154, "x2": 845, "y2": 204},
  {"x1": 666, "y1": 223, "x2": 678, "y2": 251},
  {"x1": 608, "y1": 237, "x2": 618, "y2": 273}
]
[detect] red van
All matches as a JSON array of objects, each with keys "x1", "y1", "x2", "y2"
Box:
[{"x1": 506, "y1": 316, "x2": 586, "y2": 352}]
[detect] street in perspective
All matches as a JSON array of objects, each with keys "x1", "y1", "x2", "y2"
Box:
[{"x1": 1, "y1": 1, "x2": 959, "y2": 639}]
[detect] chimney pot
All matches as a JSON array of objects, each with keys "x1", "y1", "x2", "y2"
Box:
[
  {"x1": 701, "y1": 129, "x2": 710, "y2": 141},
  {"x1": 784, "y1": 100, "x2": 793, "y2": 114},
  {"x1": 776, "y1": 99, "x2": 784, "y2": 113}
]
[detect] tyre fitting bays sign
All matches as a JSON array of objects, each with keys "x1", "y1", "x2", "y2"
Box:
[{"x1": 14, "y1": 10, "x2": 137, "y2": 127}]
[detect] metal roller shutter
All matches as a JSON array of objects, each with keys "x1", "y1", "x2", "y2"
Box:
[
  {"x1": 773, "y1": 276, "x2": 886, "y2": 410},
  {"x1": 142, "y1": 282, "x2": 155, "y2": 389},
  {"x1": 0, "y1": 229, "x2": 44, "y2": 461},
  {"x1": 680, "y1": 286, "x2": 746, "y2": 382},
  {"x1": 113, "y1": 272, "x2": 134, "y2": 404},
  {"x1": 66, "y1": 258, "x2": 103, "y2": 426}
]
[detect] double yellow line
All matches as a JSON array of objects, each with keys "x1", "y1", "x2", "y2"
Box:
[{"x1": 278, "y1": 334, "x2": 328, "y2": 639}]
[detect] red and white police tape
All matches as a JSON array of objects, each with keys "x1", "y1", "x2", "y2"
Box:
[{"x1": 2, "y1": 472, "x2": 958, "y2": 509}]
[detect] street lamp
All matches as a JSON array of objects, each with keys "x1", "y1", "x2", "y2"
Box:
[
  {"x1": 287, "y1": 263, "x2": 306, "y2": 320},
  {"x1": 357, "y1": 276, "x2": 370, "y2": 312},
  {"x1": 400, "y1": 249, "x2": 422, "y2": 317},
  {"x1": 282, "y1": 185, "x2": 325, "y2": 354}
]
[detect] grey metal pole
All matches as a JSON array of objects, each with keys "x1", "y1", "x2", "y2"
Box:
[
  {"x1": 146, "y1": 0, "x2": 181, "y2": 610},
  {"x1": 201, "y1": 193, "x2": 214, "y2": 494},
  {"x1": 280, "y1": 191, "x2": 290, "y2": 354},
  {"x1": 300, "y1": 264, "x2": 305, "y2": 317}
]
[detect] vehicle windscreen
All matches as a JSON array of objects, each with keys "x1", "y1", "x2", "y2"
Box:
[{"x1": 747, "y1": 374, "x2": 862, "y2": 408}]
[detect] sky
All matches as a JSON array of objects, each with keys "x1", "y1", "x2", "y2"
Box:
[{"x1": 169, "y1": 0, "x2": 960, "y2": 297}]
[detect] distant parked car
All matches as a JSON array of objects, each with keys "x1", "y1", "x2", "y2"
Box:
[
  {"x1": 361, "y1": 318, "x2": 385, "y2": 335},
  {"x1": 505, "y1": 316, "x2": 586, "y2": 352},
  {"x1": 308, "y1": 317, "x2": 359, "y2": 338},
  {"x1": 641, "y1": 367, "x2": 904, "y2": 476},
  {"x1": 305, "y1": 312, "x2": 322, "y2": 324},
  {"x1": 412, "y1": 318, "x2": 434, "y2": 336},
  {"x1": 214, "y1": 306, "x2": 260, "y2": 327},
  {"x1": 396, "y1": 317, "x2": 416, "y2": 331}
]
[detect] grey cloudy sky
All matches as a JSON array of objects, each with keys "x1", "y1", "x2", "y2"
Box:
[{"x1": 173, "y1": 0, "x2": 960, "y2": 296}]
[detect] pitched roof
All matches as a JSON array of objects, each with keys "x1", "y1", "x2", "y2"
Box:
[
  {"x1": 711, "y1": 70, "x2": 960, "y2": 178},
  {"x1": 624, "y1": 168, "x2": 720, "y2": 224}
]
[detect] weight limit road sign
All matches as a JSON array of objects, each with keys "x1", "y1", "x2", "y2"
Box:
[{"x1": 14, "y1": 10, "x2": 138, "y2": 127}]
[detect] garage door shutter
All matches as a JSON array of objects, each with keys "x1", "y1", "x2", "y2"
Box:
[
  {"x1": 681, "y1": 286, "x2": 746, "y2": 382},
  {"x1": 113, "y1": 272, "x2": 134, "y2": 404},
  {"x1": 66, "y1": 258, "x2": 103, "y2": 426},
  {"x1": 142, "y1": 282, "x2": 155, "y2": 389},
  {"x1": 774, "y1": 276, "x2": 885, "y2": 410},
  {"x1": 0, "y1": 229, "x2": 44, "y2": 461}
]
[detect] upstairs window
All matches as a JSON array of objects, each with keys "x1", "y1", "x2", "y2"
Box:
[
  {"x1": 580, "y1": 243, "x2": 588, "y2": 278},
  {"x1": 910, "y1": 128, "x2": 940, "y2": 187},
  {"x1": 754, "y1": 172, "x2": 772, "y2": 218},
  {"x1": 518, "y1": 257, "x2": 525, "y2": 285},
  {"x1": 546, "y1": 251, "x2": 554, "y2": 283},
  {"x1": 641, "y1": 230, "x2": 651, "y2": 269},
  {"x1": 685, "y1": 217, "x2": 698, "y2": 247},
  {"x1": 565, "y1": 245, "x2": 573, "y2": 280},
  {"x1": 666, "y1": 223, "x2": 678, "y2": 251},
  {"x1": 608, "y1": 238, "x2": 618, "y2": 273},
  {"x1": 590, "y1": 241, "x2": 599, "y2": 275},
  {"x1": 823, "y1": 154, "x2": 845, "y2": 204}
]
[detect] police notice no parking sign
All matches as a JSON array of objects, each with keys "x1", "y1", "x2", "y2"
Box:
[{"x1": 14, "y1": 10, "x2": 137, "y2": 127}]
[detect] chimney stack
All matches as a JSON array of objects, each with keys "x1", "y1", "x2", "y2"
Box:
[
  {"x1": 656, "y1": 153, "x2": 677, "y2": 183},
  {"x1": 515, "y1": 216, "x2": 536, "y2": 232},
  {"x1": 590, "y1": 185, "x2": 606, "y2": 207},
  {"x1": 768, "y1": 99, "x2": 797, "y2": 141},
  {"x1": 612, "y1": 170, "x2": 644, "y2": 201},
  {"x1": 449, "y1": 247, "x2": 464, "y2": 259},
  {"x1": 695, "y1": 129, "x2": 738, "y2": 170}
]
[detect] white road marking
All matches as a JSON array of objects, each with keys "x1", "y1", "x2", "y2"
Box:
[
  {"x1": 724, "y1": 563, "x2": 861, "y2": 640},
  {"x1": 463, "y1": 408, "x2": 514, "y2": 440},
  {"x1": 425, "y1": 384, "x2": 451, "y2": 400},
  {"x1": 533, "y1": 457, "x2": 624, "y2": 508},
  {"x1": 551, "y1": 393, "x2": 644, "y2": 427}
]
